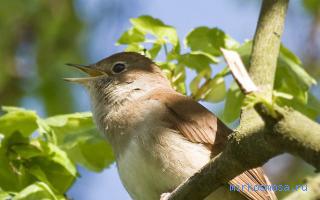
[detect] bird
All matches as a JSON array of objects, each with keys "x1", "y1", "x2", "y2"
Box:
[{"x1": 65, "y1": 52, "x2": 277, "y2": 200}]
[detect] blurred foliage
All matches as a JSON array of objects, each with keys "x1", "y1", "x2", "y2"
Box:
[
  {"x1": 303, "y1": 0, "x2": 320, "y2": 15},
  {"x1": 302, "y1": 0, "x2": 320, "y2": 80},
  {"x1": 0, "y1": 0, "x2": 84, "y2": 115},
  {"x1": 0, "y1": 107, "x2": 114, "y2": 199},
  {"x1": 117, "y1": 16, "x2": 320, "y2": 123}
]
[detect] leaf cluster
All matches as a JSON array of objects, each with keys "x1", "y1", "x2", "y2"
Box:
[
  {"x1": 0, "y1": 107, "x2": 114, "y2": 199},
  {"x1": 117, "y1": 16, "x2": 320, "y2": 123}
]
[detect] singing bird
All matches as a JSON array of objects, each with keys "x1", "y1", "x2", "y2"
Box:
[{"x1": 66, "y1": 52, "x2": 277, "y2": 200}]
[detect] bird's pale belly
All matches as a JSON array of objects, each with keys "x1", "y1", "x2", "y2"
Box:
[{"x1": 115, "y1": 129, "x2": 212, "y2": 200}]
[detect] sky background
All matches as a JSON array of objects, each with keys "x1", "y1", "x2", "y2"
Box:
[{"x1": 62, "y1": 0, "x2": 316, "y2": 199}]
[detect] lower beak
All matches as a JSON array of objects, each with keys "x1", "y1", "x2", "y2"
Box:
[{"x1": 64, "y1": 63, "x2": 107, "y2": 84}]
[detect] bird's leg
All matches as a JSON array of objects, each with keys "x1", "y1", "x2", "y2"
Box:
[{"x1": 160, "y1": 192, "x2": 171, "y2": 200}]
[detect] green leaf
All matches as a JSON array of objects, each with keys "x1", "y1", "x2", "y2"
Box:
[
  {"x1": 203, "y1": 77, "x2": 226, "y2": 103},
  {"x1": 222, "y1": 82, "x2": 244, "y2": 123},
  {"x1": 190, "y1": 73, "x2": 205, "y2": 95},
  {"x1": 158, "y1": 62, "x2": 174, "y2": 80},
  {"x1": 186, "y1": 27, "x2": 239, "y2": 57},
  {"x1": 273, "y1": 91, "x2": 293, "y2": 100},
  {"x1": 0, "y1": 106, "x2": 38, "y2": 137},
  {"x1": 117, "y1": 27, "x2": 145, "y2": 45},
  {"x1": 3, "y1": 132, "x2": 76, "y2": 194},
  {"x1": 276, "y1": 93, "x2": 320, "y2": 119},
  {"x1": 44, "y1": 113, "x2": 114, "y2": 172},
  {"x1": 13, "y1": 182, "x2": 58, "y2": 200},
  {"x1": 0, "y1": 189, "x2": 12, "y2": 200},
  {"x1": 44, "y1": 112, "x2": 94, "y2": 145},
  {"x1": 236, "y1": 40, "x2": 252, "y2": 66},
  {"x1": 303, "y1": 0, "x2": 320, "y2": 15},
  {"x1": 10, "y1": 142, "x2": 43, "y2": 159},
  {"x1": 307, "y1": 93, "x2": 320, "y2": 117},
  {"x1": 172, "y1": 64, "x2": 186, "y2": 94},
  {"x1": 31, "y1": 156, "x2": 75, "y2": 194},
  {"x1": 191, "y1": 76, "x2": 226, "y2": 103},
  {"x1": 42, "y1": 142, "x2": 77, "y2": 178},
  {"x1": 178, "y1": 52, "x2": 214, "y2": 73},
  {"x1": 148, "y1": 43, "x2": 162, "y2": 59},
  {"x1": 125, "y1": 43, "x2": 144, "y2": 53},
  {"x1": 27, "y1": 165, "x2": 54, "y2": 191},
  {"x1": 37, "y1": 118, "x2": 57, "y2": 144},
  {"x1": 130, "y1": 15, "x2": 178, "y2": 46},
  {"x1": 0, "y1": 132, "x2": 34, "y2": 192},
  {"x1": 278, "y1": 45, "x2": 316, "y2": 88},
  {"x1": 77, "y1": 138, "x2": 114, "y2": 171}
]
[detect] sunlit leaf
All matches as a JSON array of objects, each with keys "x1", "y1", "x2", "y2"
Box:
[
  {"x1": 172, "y1": 64, "x2": 186, "y2": 94},
  {"x1": 190, "y1": 73, "x2": 206, "y2": 95},
  {"x1": 279, "y1": 45, "x2": 316, "y2": 87},
  {"x1": 303, "y1": 0, "x2": 320, "y2": 15},
  {"x1": 10, "y1": 142, "x2": 43, "y2": 159},
  {"x1": 3, "y1": 132, "x2": 76, "y2": 194},
  {"x1": 148, "y1": 43, "x2": 162, "y2": 59},
  {"x1": 44, "y1": 113, "x2": 114, "y2": 172},
  {"x1": 0, "y1": 189, "x2": 12, "y2": 200},
  {"x1": 42, "y1": 142, "x2": 77, "y2": 177},
  {"x1": 130, "y1": 15, "x2": 178, "y2": 46},
  {"x1": 223, "y1": 82, "x2": 244, "y2": 123},
  {"x1": 203, "y1": 77, "x2": 226, "y2": 103},
  {"x1": 117, "y1": 27, "x2": 145, "y2": 45},
  {"x1": 186, "y1": 27, "x2": 239, "y2": 57},
  {"x1": 125, "y1": 43, "x2": 144, "y2": 53},
  {"x1": 0, "y1": 132, "x2": 34, "y2": 192},
  {"x1": 13, "y1": 182, "x2": 57, "y2": 200},
  {"x1": 178, "y1": 52, "x2": 214, "y2": 73},
  {"x1": 0, "y1": 107, "x2": 38, "y2": 137},
  {"x1": 79, "y1": 138, "x2": 114, "y2": 171}
]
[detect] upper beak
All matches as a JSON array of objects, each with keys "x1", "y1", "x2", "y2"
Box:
[{"x1": 64, "y1": 63, "x2": 107, "y2": 84}]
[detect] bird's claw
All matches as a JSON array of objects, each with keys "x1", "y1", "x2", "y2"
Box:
[{"x1": 160, "y1": 192, "x2": 171, "y2": 200}]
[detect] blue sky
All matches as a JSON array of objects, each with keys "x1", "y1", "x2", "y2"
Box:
[{"x1": 66, "y1": 0, "x2": 313, "y2": 199}]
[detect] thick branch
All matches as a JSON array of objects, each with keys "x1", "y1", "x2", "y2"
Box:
[
  {"x1": 249, "y1": 0, "x2": 289, "y2": 100},
  {"x1": 256, "y1": 104, "x2": 320, "y2": 170}
]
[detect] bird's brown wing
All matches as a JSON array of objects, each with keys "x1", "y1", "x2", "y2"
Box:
[{"x1": 148, "y1": 89, "x2": 277, "y2": 200}]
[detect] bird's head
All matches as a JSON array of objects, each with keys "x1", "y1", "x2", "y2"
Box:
[{"x1": 65, "y1": 52, "x2": 171, "y2": 105}]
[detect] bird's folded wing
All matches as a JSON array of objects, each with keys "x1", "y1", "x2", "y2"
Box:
[
  {"x1": 148, "y1": 89, "x2": 277, "y2": 200},
  {"x1": 230, "y1": 168, "x2": 278, "y2": 200}
]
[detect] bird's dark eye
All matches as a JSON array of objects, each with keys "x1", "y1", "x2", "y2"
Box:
[{"x1": 112, "y1": 63, "x2": 126, "y2": 74}]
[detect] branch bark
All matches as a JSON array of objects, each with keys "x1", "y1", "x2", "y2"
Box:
[
  {"x1": 255, "y1": 104, "x2": 320, "y2": 170},
  {"x1": 249, "y1": 0, "x2": 289, "y2": 100}
]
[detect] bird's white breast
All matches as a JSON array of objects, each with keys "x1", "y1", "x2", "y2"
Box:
[{"x1": 113, "y1": 100, "x2": 211, "y2": 200}]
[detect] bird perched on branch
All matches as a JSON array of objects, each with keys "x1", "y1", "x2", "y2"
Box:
[{"x1": 66, "y1": 52, "x2": 277, "y2": 200}]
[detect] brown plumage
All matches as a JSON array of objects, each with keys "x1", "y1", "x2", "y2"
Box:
[
  {"x1": 149, "y1": 89, "x2": 277, "y2": 200},
  {"x1": 66, "y1": 52, "x2": 277, "y2": 200}
]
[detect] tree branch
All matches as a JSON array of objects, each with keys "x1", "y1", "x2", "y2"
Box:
[
  {"x1": 255, "y1": 104, "x2": 320, "y2": 170},
  {"x1": 249, "y1": 0, "x2": 289, "y2": 100}
]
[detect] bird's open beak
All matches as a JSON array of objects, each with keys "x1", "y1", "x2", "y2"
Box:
[{"x1": 64, "y1": 63, "x2": 107, "y2": 84}]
